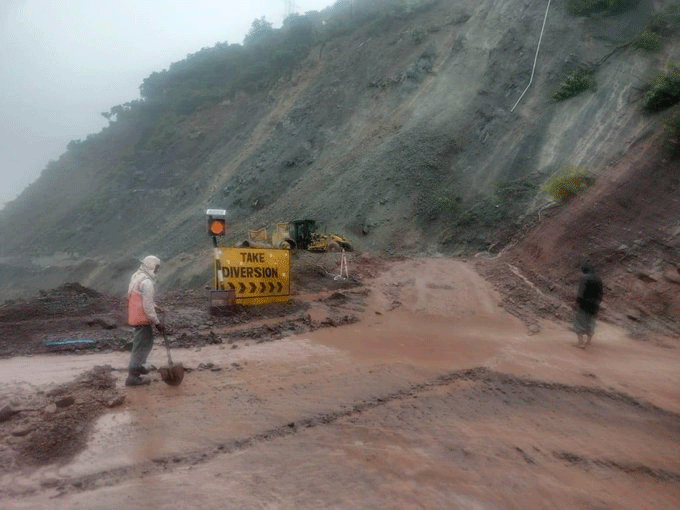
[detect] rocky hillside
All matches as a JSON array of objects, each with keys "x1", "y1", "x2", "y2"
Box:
[{"x1": 0, "y1": 0, "x2": 678, "y2": 299}]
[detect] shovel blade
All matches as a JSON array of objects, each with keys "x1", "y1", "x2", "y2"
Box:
[{"x1": 159, "y1": 363, "x2": 184, "y2": 386}]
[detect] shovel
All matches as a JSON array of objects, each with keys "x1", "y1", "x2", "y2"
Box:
[{"x1": 158, "y1": 315, "x2": 184, "y2": 386}]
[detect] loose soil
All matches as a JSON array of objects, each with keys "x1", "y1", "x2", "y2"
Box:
[
  {"x1": 1, "y1": 4, "x2": 679, "y2": 508},
  {"x1": 1, "y1": 252, "x2": 680, "y2": 509},
  {"x1": 487, "y1": 128, "x2": 680, "y2": 340}
]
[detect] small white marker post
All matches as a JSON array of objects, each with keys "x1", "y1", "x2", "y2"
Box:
[{"x1": 335, "y1": 249, "x2": 349, "y2": 281}]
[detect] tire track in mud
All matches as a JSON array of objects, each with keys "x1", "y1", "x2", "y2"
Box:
[
  {"x1": 553, "y1": 451, "x2": 680, "y2": 483},
  {"x1": 34, "y1": 367, "x2": 680, "y2": 498}
]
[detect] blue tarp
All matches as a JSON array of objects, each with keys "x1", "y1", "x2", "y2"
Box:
[{"x1": 44, "y1": 339, "x2": 96, "y2": 348}]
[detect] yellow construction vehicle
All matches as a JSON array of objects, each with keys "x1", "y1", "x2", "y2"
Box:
[{"x1": 242, "y1": 219, "x2": 352, "y2": 252}]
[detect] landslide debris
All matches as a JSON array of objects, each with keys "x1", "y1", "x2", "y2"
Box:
[
  {"x1": 0, "y1": 365, "x2": 123, "y2": 474},
  {"x1": 479, "y1": 131, "x2": 680, "y2": 340},
  {"x1": 0, "y1": 252, "x2": 382, "y2": 358}
]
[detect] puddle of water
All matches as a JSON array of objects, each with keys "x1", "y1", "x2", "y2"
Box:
[
  {"x1": 58, "y1": 411, "x2": 135, "y2": 478},
  {"x1": 0, "y1": 352, "x2": 130, "y2": 388},
  {"x1": 304, "y1": 310, "x2": 523, "y2": 367}
]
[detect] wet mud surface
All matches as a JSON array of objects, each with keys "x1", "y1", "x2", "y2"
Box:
[
  {"x1": 0, "y1": 366, "x2": 122, "y2": 475},
  {"x1": 1, "y1": 255, "x2": 680, "y2": 509}
]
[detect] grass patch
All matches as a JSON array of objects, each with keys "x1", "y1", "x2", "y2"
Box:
[
  {"x1": 650, "y1": 3, "x2": 680, "y2": 35},
  {"x1": 494, "y1": 179, "x2": 539, "y2": 208},
  {"x1": 541, "y1": 167, "x2": 592, "y2": 203},
  {"x1": 552, "y1": 70, "x2": 596, "y2": 102},
  {"x1": 663, "y1": 106, "x2": 680, "y2": 157},
  {"x1": 642, "y1": 64, "x2": 680, "y2": 113},
  {"x1": 436, "y1": 193, "x2": 461, "y2": 215},
  {"x1": 438, "y1": 177, "x2": 538, "y2": 227},
  {"x1": 409, "y1": 27, "x2": 428, "y2": 44},
  {"x1": 630, "y1": 30, "x2": 664, "y2": 52}
]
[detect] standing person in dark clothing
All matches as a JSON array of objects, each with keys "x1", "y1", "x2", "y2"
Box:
[{"x1": 574, "y1": 261, "x2": 603, "y2": 349}]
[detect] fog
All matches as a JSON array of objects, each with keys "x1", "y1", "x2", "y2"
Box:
[{"x1": 0, "y1": 0, "x2": 335, "y2": 208}]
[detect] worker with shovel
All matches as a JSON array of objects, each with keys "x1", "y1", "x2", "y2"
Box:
[{"x1": 126, "y1": 255, "x2": 164, "y2": 386}]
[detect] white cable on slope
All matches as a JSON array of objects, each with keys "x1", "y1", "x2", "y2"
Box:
[{"x1": 511, "y1": 0, "x2": 552, "y2": 112}]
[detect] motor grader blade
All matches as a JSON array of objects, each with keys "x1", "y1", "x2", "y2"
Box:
[{"x1": 307, "y1": 233, "x2": 353, "y2": 252}]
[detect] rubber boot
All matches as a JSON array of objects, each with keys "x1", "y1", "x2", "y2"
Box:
[
  {"x1": 125, "y1": 374, "x2": 150, "y2": 386},
  {"x1": 130, "y1": 366, "x2": 149, "y2": 376}
]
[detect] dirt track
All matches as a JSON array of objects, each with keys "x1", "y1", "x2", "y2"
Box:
[{"x1": 2, "y1": 257, "x2": 680, "y2": 509}]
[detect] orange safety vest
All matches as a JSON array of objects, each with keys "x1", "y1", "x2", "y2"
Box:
[{"x1": 128, "y1": 283, "x2": 152, "y2": 326}]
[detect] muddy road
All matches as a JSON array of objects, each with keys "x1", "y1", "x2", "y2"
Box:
[{"x1": 1, "y1": 256, "x2": 680, "y2": 509}]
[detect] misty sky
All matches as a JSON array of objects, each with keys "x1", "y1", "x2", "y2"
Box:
[{"x1": 0, "y1": 0, "x2": 336, "y2": 208}]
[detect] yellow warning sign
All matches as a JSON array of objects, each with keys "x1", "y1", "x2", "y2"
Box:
[{"x1": 215, "y1": 248, "x2": 290, "y2": 305}]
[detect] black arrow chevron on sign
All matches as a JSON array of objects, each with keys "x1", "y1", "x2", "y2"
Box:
[{"x1": 231, "y1": 280, "x2": 286, "y2": 295}]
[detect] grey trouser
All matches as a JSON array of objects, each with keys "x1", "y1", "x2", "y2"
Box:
[
  {"x1": 574, "y1": 308, "x2": 596, "y2": 336},
  {"x1": 129, "y1": 325, "x2": 154, "y2": 372}
]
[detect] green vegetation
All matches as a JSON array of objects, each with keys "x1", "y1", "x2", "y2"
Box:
[
  {"x1": 436, "y1": 193, "x2": 461, "y2": 215},
  {"x1": 81, "y1": 0, "x2": 444, "y2": 164},
  {"x1": 620, "y1": 2, "x2": 680, "y2": 58},
  {"x1": 145, "y1": 114, "x2": 183, "y2": 151},
  {"x1": 566, "y1": 0, "x2": 638, "y2": 17},
  {"x1": 438, "y1": 177, "x2": 538, "y2": 229},
  {"x1": 409, "y1": 27, "x2": 428, "y2": 44},
  {"x1": 96, "y1": 0, "x2": 434, "y2": 156},
  {"x1": 630, "y1": 30, "x2": 664, "y2": 52},
  {"x1": 662, "y1": 106, "x2": 680, "y2": 157},
  {"x1": 540, "y1": 166, "x2": 592, "y2": 203},
  {"x1": 438, "y1": 194, "x2": 484, "y2": 228},
  {"x1": 626, "y1": 2, "x2": 680, "y2": 56},
  {"x1": 642, "y1": 64, "x2": 680, "y2": 113},
  {"x1": 81, "y1": 187, "x2": 113, "y2": 216},
  {"x1": 551, "y1": 70, "x2": 596, "y2": 102},
  {"x1": 650, "y1": 2, "x2": 680, "y2": 35},
  {"x1": 135, "y1": 14, "x2": 313, "y2": 118},
  {"x1": 436, "y1": 175, "x2": 540, "y2": 253},
  {"x1": 493, "y1": 179, "x2": 539, "y2": 208}
]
